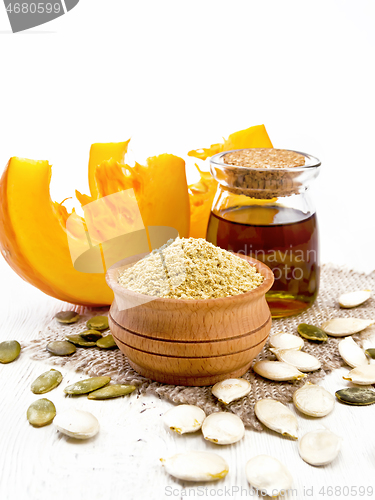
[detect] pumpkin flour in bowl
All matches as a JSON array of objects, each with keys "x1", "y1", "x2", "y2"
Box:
[{"x1": 117, "y1": 237, "x2": 264, "y2": 299}]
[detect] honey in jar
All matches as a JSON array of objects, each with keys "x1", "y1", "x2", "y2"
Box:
[{"x1": 206, "y1": 148, "x2": 321, "y2": 318}]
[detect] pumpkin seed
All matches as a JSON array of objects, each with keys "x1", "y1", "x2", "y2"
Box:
[
  {"x1": 161, "y1": 451, "x2": 229, "y2": 482},
  {"x1": 65, "y1": 334, "x2": 97, "y2": 347},
  {"x1": 253, "y1": 360, "x2": 306, "y2": 381},
  {"x1": 64, "y1": 376, "x2": 111, "y2": 395},
  {"x1": 245, "y1": 455, "x2": 293, "y2": 497},
  {"x1": 293, "y1": 382, "x2": 335, "y2": 417},
  {"x1": 365, "y1": 348, "x2": 375, "y2": 359},
  {"x1": 31, "y1": 369, "x2": 63, "y2": 394},
  {"x1": 298, "y1": 429, "x2": 341, "y2": 466},
  {"x1": 336, "y1": 387, "x2": 375, "y2": 406},
  {"x1": 269, "y1": 348, "x2": 321, "y2": 372},
  {"x1": 269, "y1": 332, "x2": 304, "y2": 350},
  {"x1": 211, "y1": 378, "x2": 251, "y2": 405},
  {"x1": 27, "y1": 398, "x2": 56, "y2": 427},
  {"x1": 80, "y1": 330, "x2": 103, "y2": 341},
  {"x1": 298, "y1": 324, "x2": 328, "y2": 342},
  {"x1": 338, "y1": 337, "x2": 369, "y2": 368},
  {"x1": 254, "y1": 399, "x2": 298, "y2": 440},
  {"x1": 46, "y1": 340, "x2": 76, "y2": 356},
  {"x1": 54, "y1": 409, "x2": 99, "y2": 439},
  {"x1": 55, "y1": 311, "x2": 80, "y2": 324},
  {"x1": 0, "y1": 340, "x2": 21, "y2": 364},
  {"x1": 162, "y1": 404, "x2": 206, "y2": 434},
  {"x1": 202, "y1": 412, "x2": 245, "y2": 445},
  {"x1": 88, "y1": 384, "x2": 136, "y2": 400},
  {"x1": 343, "y1": 365, "x2": 375, "y2": 385},
  {"x1": 96, "y1": 334, "x2": 117, "y2": 349},
  {"x1": 86, "y1": 316, "x2": 109, "y2": 331},
  {"x1": 338, "y1": 290, "x2": 371, "y2": 309},
  {"x1": 321, "y1": 318, "x2": 374, "y2": 337}
]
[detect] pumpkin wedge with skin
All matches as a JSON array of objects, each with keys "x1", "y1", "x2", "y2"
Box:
[
  {"x1": 187, "y1": 124, "x2": 273, "y2": 238},
  {"x1": 0, "y1": 158, "x2": 113, "y2": 306}
]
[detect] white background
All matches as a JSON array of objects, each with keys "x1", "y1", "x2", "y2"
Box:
[{"x1": 1, "y1": 2, "x2": 375, "y2": 500}]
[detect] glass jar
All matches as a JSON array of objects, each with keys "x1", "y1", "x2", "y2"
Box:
[{"x1": 206, "y1": 148, "x2": 321, "y2": 318}]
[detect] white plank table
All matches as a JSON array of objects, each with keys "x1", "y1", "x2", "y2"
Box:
[{"x1": 0, "y1": 259, "x2": 374, "y2": 500}]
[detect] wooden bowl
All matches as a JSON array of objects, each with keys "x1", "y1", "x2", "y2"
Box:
[{"x1": 106, "y1": 253, "x2": 274, "y2": 386}]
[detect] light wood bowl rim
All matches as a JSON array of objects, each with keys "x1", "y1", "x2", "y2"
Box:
[{"x1": 106, "y1": 252, "x2": 274, "y2": 306}]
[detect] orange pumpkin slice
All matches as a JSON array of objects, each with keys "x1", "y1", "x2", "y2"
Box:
[
  {"x1": 0, "y1": 157, "x2": 113, "y2": 306},
  {"x1": 187, "y1": 124, "x2": 273, "y2": 238}
]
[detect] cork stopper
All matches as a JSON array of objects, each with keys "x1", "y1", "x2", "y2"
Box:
[
  {"x1": 212, "y1": 148, "x2": 311, "y2": 199},
  {"x1": 223, "y1": 148, "x2": 306, "y2": 169}
]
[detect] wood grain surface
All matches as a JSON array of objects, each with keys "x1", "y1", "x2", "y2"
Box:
[{"x1": 0, "y1": 259, "x2": 374, "y2": 500}]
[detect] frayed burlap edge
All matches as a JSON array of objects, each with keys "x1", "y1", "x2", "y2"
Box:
[{"x1": 24, "y1": 263, "x2": 375, "y2": 431}]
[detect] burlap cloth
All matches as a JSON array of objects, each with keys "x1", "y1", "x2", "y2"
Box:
[{"x1": 26, "y1": 264, "x2": 375, "y2": 431}]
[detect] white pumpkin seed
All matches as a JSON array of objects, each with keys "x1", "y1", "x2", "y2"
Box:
[
  {"x1": 212, "y1": 378, "x2": 251, "y2": 404},
  {"x1": 270, "y1": 348, "x2": 321, "y2": 372},
  {"x1": 298, "y1": 429, "x2": 341, "y2": 466},
  {"x1": 338, "y1": 290, "x2": 371, "y2": 309},
  {"x1": 245, "y1": 455, "x2": 293, "y2": 497},
  {"x1": 253, "y1": 360, "x2": 306, "y2": 381},
  {"x1": 254, "y1": 399, "x2": 298, "y2": 439},
  {"x1": 163, "y1": 405, "x2": 206, "y2": 434},
  {"x1": 321, "y1": 318, "x2": 374, "y2": 337},
  {"x1": 293, "y1": 382, "x2": 335, "y2": 417},
  {"x1": 202, "y1": 412, "x2": 245, "y2": 445},
  {"x1": 338, "y1": 337, "x2": 369, "y2": 368},
  {"x1": 343, "y1": 365, "x2": 375, "y2": 385},
  {"x1": 269, "y1": 333, "x2": 304, "y2": 350},
  {"x1": 160, "y1": 451, "x2": 229, "y2": 482},
  {"x1": 54, "y1": 409, "x2": 99, "y2": 439}
]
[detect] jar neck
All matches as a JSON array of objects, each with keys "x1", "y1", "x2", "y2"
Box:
[{"x1": 212, "y1": 186, "x2": 316, "y2": 224}]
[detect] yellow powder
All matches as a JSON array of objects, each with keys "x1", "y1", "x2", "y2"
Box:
[{"x1": 118, "y1": 237, "x2": 264, "y2": 299}]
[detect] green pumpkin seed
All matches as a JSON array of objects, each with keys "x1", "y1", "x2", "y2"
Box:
[
  {"x1": 96, "y1": 334, "x2": 117, "y2": 349},
  {"x1": 335, "y1": 387, "x2": 375, "y2": 406},
  {"x1": 31, "y1": 369, "x2": 63, "y2": 394},
  {"x1": 46, "y1": 341, "x2": 76, "y2": 356},
  {"x1": 86, "y1": 316, "x2": 109, "y2": 331},
  {"x1": 297, "y1": 324, "x2": 328, "y2": 342},
  {"x1": 64, "y1": 376, "x2": 111, "y2": 395},
  {"x1": 55, "y1": 311, "x2": 80, "y2": 324},
  {"x1": 88, "y1": 384, "x2": 136, "y2": 400},
  {"x1": 0, "y1": 340, "x2": 21, "y2": 364},
  {"x1": 65, "y1": 334, "x2": 97, "y2": 347},
  {"x1": 365, "y1": 348, "x2": 375, "y2": 359},
  {"x1": 27, "y1": 398, "x2": 56, "y2": 427},
  {"x1": 80, "y1": 330, "x2": 103, "y2": 341}
]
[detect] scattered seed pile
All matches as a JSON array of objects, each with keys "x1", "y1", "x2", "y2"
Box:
[
  {"x1": 26, "y1": 264, "x2": 375, "y2": 431},
  {"x1": 118, "y1": 237, "x2": 264, "y2": 299}
]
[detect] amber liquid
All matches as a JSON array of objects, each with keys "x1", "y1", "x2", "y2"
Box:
[{"x1": 207, "y1": 206, "x2": 319, "y2": 318}]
